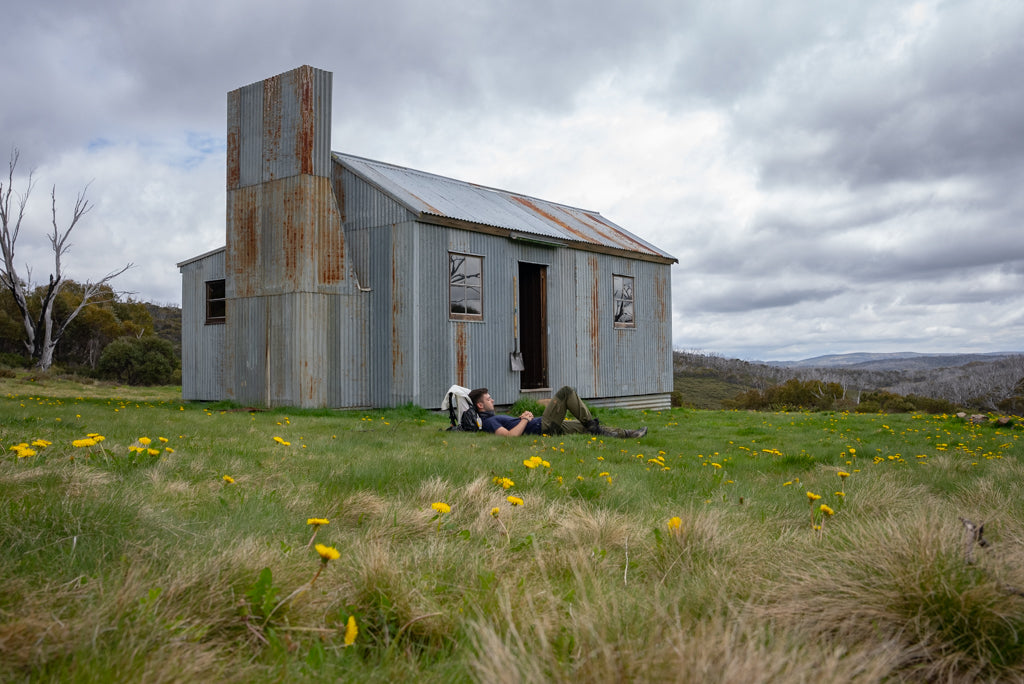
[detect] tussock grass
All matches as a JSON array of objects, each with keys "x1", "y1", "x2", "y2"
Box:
[{"x1": 2, "y1": 379, "x2": 1023, "y2": 681}]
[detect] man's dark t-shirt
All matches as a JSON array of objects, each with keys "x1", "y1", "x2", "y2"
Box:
[{"x1": 479, "y1": 411, "x2": 543, "y2": 435}]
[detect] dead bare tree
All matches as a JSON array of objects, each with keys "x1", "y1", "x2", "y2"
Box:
[{"x1": 0, "y1": 149, "x2": 132, "y2": 371}]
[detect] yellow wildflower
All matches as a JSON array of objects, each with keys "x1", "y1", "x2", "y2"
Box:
[
  {"x1": 72, "y1": 438, "x2": 97, "y2": 448},
  {"x1": 491, "y1": 507, "x2": 500, "y2": 517},
  {"x1": 147, "y1": 449, "x2": 160, "y2": 456},
  {"x1": 837, "y1": 471, "x2": 850, "y2": 478},
  {"x1": 139, "y1": 437, "x2": 152, "y2": 446},
  {"x1": 667, "y1": 516, "x2": 682, "y2": 534},
  {"x1": 431, "y1": 502, "x2": 451, "y2": 514},
  {"x1": 806, "y1": 491, "x2": 821, "y2": 502},
  {"x1": 307, "y1": 518, "x2": 329, "y2": 526},
  {"x1": 506, "y1": 496, "x2": 524, "y2": 507},
  {"x1": 711, "y1": 462, "x2": 722, "y2": 469},
  {"x1": 820, "y1": 504, "x2": 834, "y2": 516},
  {"x1": 344, "y1": 615, "x2": 358, "y2": 646},
  {"x1": 222, "y1": 475, "x2": 235, "y2": 484},
  {"x1": 315, "y1": 544, "x2": 340, "y2": 562}
]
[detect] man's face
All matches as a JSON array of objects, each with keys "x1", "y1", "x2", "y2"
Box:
[{"x1": 477, "y1": 393, "x2": 495, "y2": 412}]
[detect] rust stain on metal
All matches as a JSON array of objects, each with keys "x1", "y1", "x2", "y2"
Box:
[
  {"x1": 296, "y1": 66, "x2": 314, "y2": 176},
  {"x1": 589, "y1": 255, "x2": 600, "y2": 391},
  {"x1": 405, "y1": 190, "x2": 442, "y2": 215},
  {"x1": 391, "y1": 235, "x2": 403, "y2": 379},
  {"x1": 263, "y1": 74, "x2": 282, "y2": 180},
  {"x1": 226, "y1": 90, "x2": 240, "y2": 190},
  {"x1": 511, "y1": 196, "x2": 591, "y2": 243},
  {"x1": 282, "y1": 182, "x2": 303, "y2": 285},
  {"x1": 317, "y1": 183, "x2": 344, "y2": 285},
  {"x1": 577, "y1": 211, "x2": 655, "y2": 253},
  {"x1": 227, "y1": 189, "x2": 258, "y2": 298},
  {"x1": 455, "y1": 322, "x2": 467, "y2": 387}
]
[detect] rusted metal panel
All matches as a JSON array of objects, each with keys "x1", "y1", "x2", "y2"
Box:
[
  {"x1": 334, "y1": 152, "x2": 676, "y2": 263},
  {"x1": 226, "y1": 66, "x2": 333, "y2": 188},
  {"x1": 227, "y1": 175, "x2": 349, "y2": 298}
]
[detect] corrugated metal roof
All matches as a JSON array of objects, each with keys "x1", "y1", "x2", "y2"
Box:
[{"x1": 333, "y1": 152, "x2": 677, "y2": 263}]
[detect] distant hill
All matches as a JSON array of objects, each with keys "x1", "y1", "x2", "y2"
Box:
[
  {"x1": 768, "y1": 352, "x2": 1024, "y2": 372},
  {"x1": 673, "y1": 350, "x2": 1024, "y2": 411}
]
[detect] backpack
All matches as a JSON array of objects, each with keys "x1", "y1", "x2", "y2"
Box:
[{"x1": 441, "y1": 385, "x2": 482, "y2": 432}]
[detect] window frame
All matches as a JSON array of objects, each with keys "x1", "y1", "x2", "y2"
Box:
[
  {"x1": 448, "y1": 252, "x2": 484, "y2": 321},
  {"x1": 612, "y1": 274, "x2": 635, "y2": 329},
  {"x1": 205, "y1": 279, "x2": 226, "y2": 325}
]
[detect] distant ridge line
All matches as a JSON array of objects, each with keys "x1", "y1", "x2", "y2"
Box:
[{"x1": 767, "y1": 351, "x2": 1024, "y2": 371}]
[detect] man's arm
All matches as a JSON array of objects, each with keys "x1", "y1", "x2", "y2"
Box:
[{"x1": 494, "y1": 411, "x2": 533, "y2": 437}]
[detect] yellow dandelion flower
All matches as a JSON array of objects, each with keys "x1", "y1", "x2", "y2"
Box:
[
  {"x1": 837, "y1": 471, "x2": 850, "y2": 478},
  {"x1": 158, "y1": 437, "x2": 169, "y2": 443},
  {"x1": 222, "y1": 475, "x2": 235, "y2": 484},
  {"x1": 491, "y1": 507, "x2": 500, "y2": 517},
  {"x1": 783, "y1": 481, "x2": 793, "y2": 486},
  {"x1": 315, "y1": 543, "x2": 340, "y2": 562},
  {"x1": 147, "y1": 448, "x2": 160, "y2": 456},
  {"x1": 506, "y1": 496, "x2": 524, "y2": 506},
  {"x1": 820, "y1": 504, "x2": 834, "y2": 516},
  {"x1": 667, "y1": 516, "x2": 682, "y2": 533},
  {"x1": 31, "y1": 439, "x2": 51, "y2": 448},
  {"x1": 345, "y1": 615, "x2": 358, "y2": 646},
  {"x1": 138, "y1": 437, "x2": 152, "y2": 446},
  {"x1": 599, "y1": 472, "x2": 609, "y2": 477},
  {"x1": 806, "y1": 491, "x2": 821, "y2": 502},
  {"x1": 72, "y1": 438, "x2": 97, "y2": 448},
  {"x1": 307, "y1": 518, "x2": 329, "y2": 526},
  {"x1": 711, "y1": 462, "x2": 722, "y2": 469},
  {"x1": 431, "y1": 502, "x2": 451, "y2": 514}
]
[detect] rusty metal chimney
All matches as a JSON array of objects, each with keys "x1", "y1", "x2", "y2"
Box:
[{"x1": 223, "y1": 66, "x2": 343, "y2": 407}]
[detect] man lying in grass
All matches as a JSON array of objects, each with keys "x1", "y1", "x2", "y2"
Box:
[{"x1": 469, "y1": 385, "x2": 647, "y2": 438}]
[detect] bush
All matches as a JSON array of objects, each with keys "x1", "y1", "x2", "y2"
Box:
[
  {"x1": 854, "y1": 391, "x2": 957, "y2": 415},
  {"x1": 725, "y1": 379, "x2": 848, "y2": 411},
  {"x1": 96, "y1": 336, "x2": 179, "y2": 385},
  {"x1": 0, "y1": 352, "x2": 30, "y2": 369}
]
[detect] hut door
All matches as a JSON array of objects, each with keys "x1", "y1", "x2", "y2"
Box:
[{"x1": 518, "y1": 262, "x2": 548, "y2": 389}]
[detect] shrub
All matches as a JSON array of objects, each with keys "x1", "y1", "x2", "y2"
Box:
[
  {"x1": 0, "y1": 352, "x2": 30, "y2": 369},
  {"x1": 97, "y1": 336, "x2": 178, "y2": 385}
]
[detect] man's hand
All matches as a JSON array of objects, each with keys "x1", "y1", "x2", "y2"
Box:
[{"x1": 519, "y1": 411, "x2": 534, "y2": 420}]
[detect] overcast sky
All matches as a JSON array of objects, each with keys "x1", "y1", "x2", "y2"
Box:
[{"x1": 3, "y1": 0, "x2": 1022, "y2": 361}]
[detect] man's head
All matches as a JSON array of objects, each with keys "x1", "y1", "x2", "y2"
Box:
[{"x1": 469, "y1": 388, "x2": 494, "y2": 412}]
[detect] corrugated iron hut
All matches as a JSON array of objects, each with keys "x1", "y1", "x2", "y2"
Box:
[{"x1": 178, "y1": 65, "x2": 677, "y2": 410}]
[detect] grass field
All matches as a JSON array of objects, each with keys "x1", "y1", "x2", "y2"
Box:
[{"x1": 2, "y1": 374, "x2": 1024, "y2": 682}]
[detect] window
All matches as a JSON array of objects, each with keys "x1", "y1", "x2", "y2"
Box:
[
  {"x1": 613, "y1": 275, "x2": 634, "y2": 328},
  {"x1": 449, "y1": 253, "x2": 483, "y2": 320},
  {"x1": 205, "y1": 279, "x2": 226, "y2": 325}
]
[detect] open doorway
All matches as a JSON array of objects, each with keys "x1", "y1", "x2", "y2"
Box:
[{"x1": 518, "y1": 262, "x2": 548, "y2": 390}]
